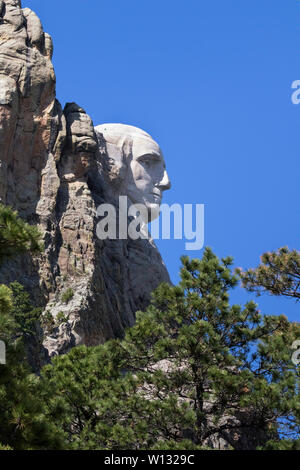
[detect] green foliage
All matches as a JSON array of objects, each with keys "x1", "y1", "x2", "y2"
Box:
[
  {"x1": 259, "y1": 439, "x2": 300, "y2": 450},
  {"x1": 39, "y1": 248, "x2": 300, "y2": 450},
  {"x1": 0, "y1": 284, "x2": 15, "y2": 341},
  {"x1": 56, "y1": 311, "x2": 68, "y2": 325},
  {"x1": 0, "y1": 207, "x2": 298, "y2": 452},
  {"x1": 0, "y1": 205, "x2": 63, "y2": 450},
  {"x1": 0, "y1": 350, "x2": 64, "y2": 449},
  {"x1": 61, "y1": 288, "x2": 74, "y2": 304},
  {"x1": 0, "y1": 204, "x2": 42, "y2": 263},
  {"x1": 150, "y1": 440, "x2": 210, "y2": 451},
  {"x1": 236, "y1": 246, "x2": 300, "y2": 300},
  {"x1": 0, "y1": 285, "x2": 63, "y2": 449},
  {"x1": 0, "y1": 443, "x2": 13, "y2": 450},
  {"x1": 9, "y1": 282, "x2": 42, "y2": 338}
]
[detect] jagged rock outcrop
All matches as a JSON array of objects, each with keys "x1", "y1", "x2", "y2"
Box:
[{"x1": 0, "y1": 0, "x2": 170, "y2": 364}]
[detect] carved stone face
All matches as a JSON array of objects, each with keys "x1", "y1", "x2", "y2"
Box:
[{"x1": 95, "y1": 124, "x2": 171, "y2": 221}]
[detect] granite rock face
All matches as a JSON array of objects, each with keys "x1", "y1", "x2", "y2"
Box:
[{"x1": 0, "y1": 0, "x2": 170, "y2": 363}]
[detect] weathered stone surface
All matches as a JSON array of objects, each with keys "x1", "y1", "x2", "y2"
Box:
[
  {"x1": 0, "y1": 1, "x2": 58, "y2": 218},
  {"x1": 42, "y1": 116, "x2": 171, "y2": 358},
  {"x1": 0, "y1": 0, "x2": 171, "y2": 362}
]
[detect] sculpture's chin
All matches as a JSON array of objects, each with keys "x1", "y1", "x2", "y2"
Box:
[{"x1": 147, "y1": 203, "x2": 161, "y2": 222}]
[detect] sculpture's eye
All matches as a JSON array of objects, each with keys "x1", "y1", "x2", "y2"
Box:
[
  {"x1": 138, "y1": 154, "x2": 160, "y2": 168},
  {"x1": 143, "y1": 158, "x2": 152, "y2": 167}
]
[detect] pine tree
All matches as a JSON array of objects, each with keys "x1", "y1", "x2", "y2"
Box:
[
  {"x1": 40, "y1": 248, "x2": 300, "y2": 450},
  {"x1": 236, "y1": 246, "x2": 300, "y2": 300},
  {"x1": 9, "y1": 281, "x2": 42, "y2": 339},
  {"x1": 0, "y1": 203, "x2": 42, "y2": 263},
  {"x1": 0, "y1": 205, "x2": 63, "y2": 449}
]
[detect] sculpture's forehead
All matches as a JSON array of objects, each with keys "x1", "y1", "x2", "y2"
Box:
[
  {"x1": 95, "y1": 123, "x2": 162, "y2": 160},
  {"x1": 131, "y1": 136, "x2": 162, "y2": 159}
]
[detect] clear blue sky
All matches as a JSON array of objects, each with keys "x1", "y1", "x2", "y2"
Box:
[{"x1": 24, "y1": 0, "x2": 300, "y2": 322}]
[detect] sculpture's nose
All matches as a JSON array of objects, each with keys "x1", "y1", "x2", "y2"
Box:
[{"x1": 157, "y1": 170, "x2": 171, "y2": 191}]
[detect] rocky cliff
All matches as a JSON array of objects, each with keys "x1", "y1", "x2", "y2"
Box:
[{"x1": 0, "y1": 0, "x2": 170, "y2": 366}]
